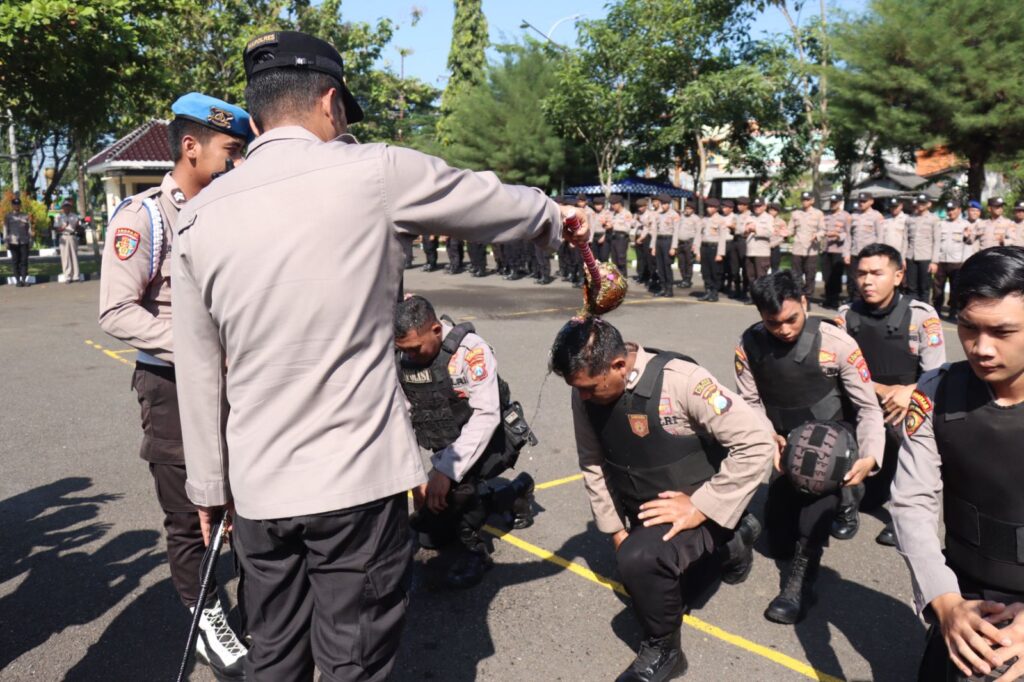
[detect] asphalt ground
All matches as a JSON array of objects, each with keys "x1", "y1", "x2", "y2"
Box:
[{"x1": 0, "y1": 253, "x2": 965, "y2": 681}]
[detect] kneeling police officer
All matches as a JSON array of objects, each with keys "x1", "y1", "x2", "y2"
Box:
[
  {"x1": 892, "y1": 246, "x2": 1024, "y2": 681},
  {"x1": 551, "y1": 317, "x2": 774, "y2": 682},
  {"x1": 395, "y1": 296, "x2": 536, "y2": 588},
  {"x1": 734, "y1": 270, "x2": 885, "y2": 625}
]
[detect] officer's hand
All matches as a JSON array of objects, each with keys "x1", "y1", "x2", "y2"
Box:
[
  {"x1": 715, "y1": 255, "x2": 723, "y2": 263},
  {"x1": 773, "y1": 435, "x2": 787, "y2": 472},
  {"x1": 932, "y1": 593, "x2": 1011, "y2": 678},
  {"x1": 560, "y1": 206, "x2": 590, "y2": 244},
  {"x1": 986, "y1": 603, "x2": 1024, "y2": 680},
  {"x1": 695, "y1": 252, "x2": 701, "y2": 262},
  {"x1": 882, "y1": 384, "x2": 916, "y2": 425},
  {"x1": 612, "y1": 529, "x2": 629, "y2": 552},
  {"x1": 843, "y1": 256, "x2": 851, "y2": 265},
  {"x1": 929, "y1": 262, "x2": 939, "y2": 275},
  {"x1": 650, "y1": 249, "x2": 656, "y2": 256},
  {"x1": 670, "y1": 248, "x2": 677, "y2": 257},
  {"x1": 426, "y1": 469, "x2": 452, "y2": 513},
  {"x1": 599, "y1": 236, "x2": 606, "y2": 244},
  {"x1": 637, "y1": 491, "x2": 707, "y2": 542},
  {"x1": 844, "y1": 457, "x2": 876, "y2": 487},
  {"x1": 197, "y1": 505, "x2": 233, "y2": 546}
]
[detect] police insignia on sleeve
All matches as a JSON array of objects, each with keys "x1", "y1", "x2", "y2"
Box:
[
  {"x1": 692, "y1": 377, "x2": 714, "y2": 397},
  {"x1": 465, "y1": 347, "x2": 488, "y2": 381},
  {"x1": 923, "y1": 317, "x2": 943, "y2": 347},
  {"x1": 629, "y1": 414, "x2": 650, "y2": 437},
  {"x1": 658, "y1": 397, "x2": 672, "y2": 416},
  {"x1": 708, "y1": 390, "x2": 732, "y2": 415},
  {"x1": 847, "y1": 348, "x2": 872, "y2": 383},
  {"x1": 904, "y1": 391, "x2": 933, "y2": 437},
  {"x1": 734, "y1": 346, "x2": 747, "y2": 375},
  {"x1": 818, "y1": 349, "x2": 837, "y2": 364},
  {"x1": 114, "y1": 228, "x2": 141, "y2": 260}
]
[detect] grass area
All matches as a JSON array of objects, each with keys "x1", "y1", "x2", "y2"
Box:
[{"x1": 0, "y1": 259, "x2": 100, "y2": 278}]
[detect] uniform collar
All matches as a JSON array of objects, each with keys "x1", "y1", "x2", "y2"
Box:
[
  {"x1": 247, "y1": 125, "x2": 324, "y2": 157},
  {"x1": 161, "y1": 173, "x2": 187, "y2": 207},
  {"x1": 626, "y1": 346, "x2": 655, "y2": 390}
]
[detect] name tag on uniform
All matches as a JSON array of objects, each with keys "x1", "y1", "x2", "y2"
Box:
[{"x1": 402, "y1": 369, "x2": 433, "y2": 384}]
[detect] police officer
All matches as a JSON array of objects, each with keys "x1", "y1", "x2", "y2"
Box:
[
  {"x1": 846, "y1": 192, "x2": 885, "y2": 301},
  {"x1": 734, "y1": 270, "x2": 885, "y2": 624},
  {"x1": 55, "y1": 199, "x2": 81, "y2": 283},
  {"x1": 467, "y1": 240, "x2": 488, "y2": 276},
  {"x1": 3, "y1": 197, "x2": 34, "y2": 287},
  {"x1": 768, "y1": 201, "x2": 789, "y2": 274},
  {"x1": 634, "y1": 197, "x2": 656, "y2": 288},
  {"x1": 742, "y1": 198, "x2": 773, "y2": 285},
  {"x1": 905, "y1": 194, "x2": 941, "y2": 302},
  {"x1": 445, "y1": 234, "x2": 465, "y2": 274},
  {"x1": 394, "y1": 296, "x2": 536, "y2": 587},
  {"x1": 652, "y1": 193, "x2": 679, "y2": 298},
  {"x1": 98, "y1": 92, "x2": 252, "y2": 678},
  {"x1": 172, "y1": 32, "x2": 586, "y2": 679},
  {"x1": 882, "y1": 197, "x2": 908, "y2": 254},
  {"x1": 551, "y1": 317, "x2": 773, "y2": 682},
  {"x1": 932, "y1": 201, "x2": 976, "y2": 321},
  {"x1": 1012, "y1": 200, "x2": 1024, "y2": 246},
  {"x1": 695, "y1": 198, "x2": 726, "y2": 302},
  {"x1": 892, "y1": 246, "x2": 1024, "y2": 681},
  {"x1": 835, "y1": 243, "x2": 947, "y2": 545},
  {"x1": 609, "y1": 194, "x2": 633, "y2": 275},
  {"x1": 726, "y1": 198, "x2": 750, "y2": 301},
  {"x1": 591, "y1": 195, "x2": 611, "y2": 262},
  {"x1": 422, "y1": 234, "x2": 441, "y2": 271},
  {"x1": 822, "y1": 193, "x2": 852, "y2": 308},
  {"x1": 979, "y1": 197, "x2": 1014, "y2": 250},
  {"x1": 789, "y1": 191, "x2": 826, "y2": 309},
  {"x1": 676, "y1": 199, "x2": 699, "y2": 288}
]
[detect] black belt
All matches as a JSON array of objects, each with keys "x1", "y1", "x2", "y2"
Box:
[
  {"x1": 657, "y1": 235, "x2": 673, "y2": 240},
  {"x1": 611, "y1": 232, "x2": 629, "y2": 239}
]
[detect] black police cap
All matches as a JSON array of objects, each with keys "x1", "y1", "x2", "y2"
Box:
[
  {"x1": 609, "y1": 194, "x2": 624, "y2": 205},
  {"x1": 988, "y1": 197, "x2": 1005, "y2": 207},
  {"x1": 751, "y1": 197, "x2": 765, "y2": 207},
  {"x1": 705, "y1": 198, "x2": 720, "y2": 208},
  {"x1": 800, "y1": 191, "x2": 813, "y2": 200},
  {"x1": 721, "y1": 198, "x2": 735, "y2": 208},
  {"x1": 1015, "y1": 201, "x2": 1024, "y2": 211},
  {"x1": 575, "y1": 193, "x2": 588, "y2": 202},
  {"x1": 244, "y1": 31, "x2": 364, "y2": 123},
  {"x1": 735, "y1": 196, "x2": 750, "y2": 206},
  {"x1": 656, "y1": 192, "x2": 671, "y2": 204},
  {"x1": 857, "y1": 192, "x2": 872, "y2": 201}
]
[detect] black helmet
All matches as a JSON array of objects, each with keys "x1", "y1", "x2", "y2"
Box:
[{"x1": 782, "y1": 420, "x2": 858, "y2": 495}]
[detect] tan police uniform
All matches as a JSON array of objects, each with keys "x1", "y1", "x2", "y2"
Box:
[
  {"x1": 55, "y1": 209, "x2": 81, "y2": 282},
  {"x1": 933, "y1": 215, "x2": 974, "y2": 317},
  {"x1": 881, "y1": 211, "x2": 908, "y2": 253},
  {"x1": 695, "y1": 210, "x2": 727, "y2": 298},
  {"x1": 653, "y1": 206, "x2": 680, "y2": 296},
  {"x1": 676, "y1": 208, "x2": 700, "y2": 284},
  {"x1": 823, "y1": 206, "x2": 852, "y2": 306},
  {"x1": 743, "y1": 209, "x2": 773, "y2": 282},
  {"x1": 905, "y1": 207, "x2": 941, "y2": 301},
  {"x1": 846, "y1": 205, "x2": 885, "y2": 300},
  {"x1": 980, "y1": 215, "x2": 1015, "y2": 249},
  {"x1": 790, "y1": 206, "x2": 826, "y2": 298},
  {"x1": 609, "y1": 205, "x2": 634, "y2": 274}
]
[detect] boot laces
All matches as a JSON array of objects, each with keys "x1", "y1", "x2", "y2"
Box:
[{"x1": 203, "y1": 604, "x2": 247, "y2": 657}]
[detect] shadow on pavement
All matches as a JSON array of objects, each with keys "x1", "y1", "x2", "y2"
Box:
[
  {"x1": 395, "y1": 520, "x2": 618, "y2": 681},
  {"x1": 0, "y1": 477, "x2": 163, "y2": 670}
]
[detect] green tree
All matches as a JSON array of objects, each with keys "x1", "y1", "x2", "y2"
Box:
[
  {"x1": 832, "y1": 0, "x2": 1024, "y2": 199},
  {"x1": 443, "y1": 42, "x2": 588, "y2": 190},
  {"x1": 437, "y1": 0, "x2": 489, "y2": 145}
]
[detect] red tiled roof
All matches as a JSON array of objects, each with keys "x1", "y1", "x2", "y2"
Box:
[{"x1": 87, "y1": 120, "x2": 171, "y2": 169}]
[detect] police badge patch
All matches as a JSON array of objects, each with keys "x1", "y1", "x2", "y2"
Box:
[
  {"x1": 923, "y1": 317, "x2": 943, "y2": 347},
  {"x1": 628, "y1": 414, "x2": 650, "y2": 437},
  {"x1": 113, "y1": 228, "x2": 141, "y2": 260},
  {"x1": 904, "y1": 391, "x2": 933, "y2": 437},
  {"x1": 465, "y1": 347, "x2": 488, "y2": 381}
]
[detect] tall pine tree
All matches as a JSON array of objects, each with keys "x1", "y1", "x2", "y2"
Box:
[{"x1": 437, "y1": 0, "x2": 489, "y2": 145}]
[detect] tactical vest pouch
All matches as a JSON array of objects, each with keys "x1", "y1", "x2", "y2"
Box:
[{"x1": 474, "y1": 400, "x2": 539, "y2": 480}]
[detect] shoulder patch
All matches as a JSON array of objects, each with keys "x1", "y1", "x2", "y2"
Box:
[
  {"x1": 819, "y1": 349, "x2": 837, "y2": 364},
  {"x1": 113, "y1": 228, "x2": 141, "y2": 260},
  {"x1": 734, "y1": 345, "x2": 747, "y2": 376},
  {"x1": 846, "y1": 348, "x2": 863, "y2": 365},
  {"x1": 692, "y1": 377, "x2": 715, "y2": 398},
  {"x1": 658, "y1": 396, "x2": 673, "y2": 416},
  {"x1": 904, "y1": 390, "x2": 933, "y2": 437},
  {"x1": 922, "y1": 317, "x2": 943, "y2": 347},
  {"x1": 465, "y1": 347, "x2": 488, "y2": 381}
]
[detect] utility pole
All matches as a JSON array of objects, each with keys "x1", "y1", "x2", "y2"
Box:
[{"x1": 7, "y1": 109, "x2": 20, "y2": 196}]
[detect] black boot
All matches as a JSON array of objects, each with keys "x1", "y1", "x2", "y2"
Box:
[
  {"x1": 445, "y1": 547, "x2": 493, "y2": 589},
  {"x1": 764, "y1": 543, "x2": 821, "y2": 625},
  {"x1": 484, "y1": 473, "x2": 536, "y2": 529},
  {"x1": 875, "y1": 522, "x2": 896, "y2": 547},
  {"x1": 719, "y1": 513, "x2": 762, "y2": 585},
  {"x1": 830, "y1": 483, "x2": 864, "y2": 540},
  {"x1": 616, "y1": 629, "x2": 687, "y2": 682}
]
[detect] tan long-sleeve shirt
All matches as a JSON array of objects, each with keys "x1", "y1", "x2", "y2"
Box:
[
  {"x1": 790, "y1": 207, "x2": 826, "y2": 257},
  {"x1": 172, "y1": 126, "x2": 563, "y2": 519},
  {"x1": 571, "y1": 348, "x2": 776, "y2": 535}
]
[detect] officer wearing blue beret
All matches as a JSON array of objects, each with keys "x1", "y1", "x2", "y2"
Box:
[{"x1": 98, "y1": 92, "x2": 252, "y2": 679}]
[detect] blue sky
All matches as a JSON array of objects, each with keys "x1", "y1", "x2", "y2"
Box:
[{"x1": 344, "y1": 0, "x2": 869, "y2": 87}]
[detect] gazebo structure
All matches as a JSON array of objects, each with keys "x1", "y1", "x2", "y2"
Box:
[
  {"x1": 565, "y1": 177, "x2": 694, "y2": 206},
  {"x1": 86, "y1": 120, "x2": 172, "y2": 223}
]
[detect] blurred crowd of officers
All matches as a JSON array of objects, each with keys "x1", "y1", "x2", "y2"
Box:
[{"x1": 410, "y1": 191, "x2": 1023, "y2": 319}]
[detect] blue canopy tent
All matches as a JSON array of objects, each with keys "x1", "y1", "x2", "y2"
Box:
[{"x1": 565, "y1": 177, "x2": 693, "y2": 206}]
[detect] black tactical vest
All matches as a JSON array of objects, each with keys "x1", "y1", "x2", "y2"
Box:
[
  {"x1": 743, "y1": 318, "x2": 848, "y2": 435},
  {"x1": 584, "y1": 351, "x2": 724, "y2": 519},
  {"x1": 935, "y1": 362, "x2": 1024, "y2": 592},
  {"x1": 843, "y1": 295, "x2": 919, "y2": 386},
  {"x1": 398, "y1": 324, "x2": 476, "y2": 452}
]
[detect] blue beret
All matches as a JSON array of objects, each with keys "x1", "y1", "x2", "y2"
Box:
[
  {"x1": 171, "y1": 92, "x2": 254, "y2": 143},
  {"x1": 967, "y1": 199, "x2": 982, "y2": 209}
]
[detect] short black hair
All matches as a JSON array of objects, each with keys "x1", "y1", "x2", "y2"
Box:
[
  {"x1": 244, "y1": 68, "x2": 342, "y2": 130},
  {"x1": 750, "y1": 270, "x2": 803, "y2": 314},
  {"x1": 549, "y1": 317, "x2": 627, "y2": 378},
  {"x1": 955, "y1": 246, "x2": 1024, "y2": 310},
  {"x1": 167, "y1": 118, "x2": 219, "y2": 163},
  {"x1": 394, "y1": 295, "x2": 439, "y2": 337},
  {"x1": 857, "y1": 242, "x2": 903, "y2": 270}
]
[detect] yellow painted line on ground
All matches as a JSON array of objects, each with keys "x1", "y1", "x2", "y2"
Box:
[
  {"x1": 84, "y1": 339, "x2": 135, "y2": 366},
  {"x1": 483, "y1": 524, "x2": 844, "y2": 682},
  {"x1": 534, "y1": 473, "x2": 584, "y2": 490}
]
